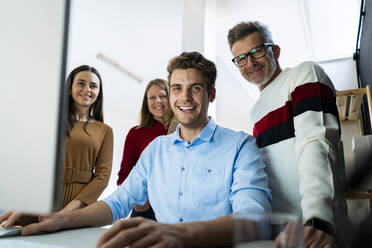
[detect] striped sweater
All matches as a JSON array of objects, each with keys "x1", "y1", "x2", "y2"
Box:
[{"x1": 250, "y1": 61, "x2": 346, "y2": 227}]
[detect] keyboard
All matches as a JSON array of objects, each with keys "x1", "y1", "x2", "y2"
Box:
[{"x1": 0, "y1": 239, "x2": 65, "y2": 248}]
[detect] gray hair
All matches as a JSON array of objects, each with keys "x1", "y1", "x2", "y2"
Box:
[{"x1": 227, "y1": 21, "x2": 273, "y2": 49}]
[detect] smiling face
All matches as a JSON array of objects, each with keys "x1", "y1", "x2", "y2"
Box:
[
  {"x1": 146, "y1": 84, "x2": 169, "y2": 123},
  {"x1": 71, "y1": 70, "x2": 100, "y2": 109},
  {"x1": 169, "y1": 68, "x2": 215, "y2": 131},
  {"x1": 231, "y1": 32, "x2": 281, "y2": 90}
]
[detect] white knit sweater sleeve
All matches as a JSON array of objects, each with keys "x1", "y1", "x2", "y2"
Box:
[{"x1": 289, "y1": 61, "x2": 340, "y2": 226}]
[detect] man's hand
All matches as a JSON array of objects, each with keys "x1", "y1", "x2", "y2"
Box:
[
  {"x1": 302, "y1": 226, "x2": 336, "y2": 248},
  {"x1": 96, "y1": 217, "x2": 191, "y2": 248},
  {"x1": 275, "y1": 224, "x2": 337, "y2": 248},
  {"x1": 274, "y1": 221, "x2": 301, "y2": 248},
  {"x1": 0, "y1": 211, "x2": 38, "y2": 228},
  {"x1": 0, "y1": 211, "x2": 66, "y2": 236},
  {"x1": 1, "y1": 201, "x2": 112, "y2": 237},
  {"x1": 21, "y1": 213, "x2": 66, "y2": 236}
]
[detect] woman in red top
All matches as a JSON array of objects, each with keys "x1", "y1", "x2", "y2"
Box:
[{"x1": 117, "y1": 78, "x2": 174, "y2": 220}]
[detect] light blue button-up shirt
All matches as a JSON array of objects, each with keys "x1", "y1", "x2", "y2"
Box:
[{"x1": 104, "y1": 118, "x2": 271, "y2": 224}]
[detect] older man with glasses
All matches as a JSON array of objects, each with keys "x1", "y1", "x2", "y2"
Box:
[{"x1": 228, "y1": 21, "x2": 348, "y2": 248}]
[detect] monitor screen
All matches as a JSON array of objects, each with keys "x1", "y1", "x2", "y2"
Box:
[{"x1": 0, "y1": 0, "x2": 70, "y2": 213}]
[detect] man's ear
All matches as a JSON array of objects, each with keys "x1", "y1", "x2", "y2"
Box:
[
  {"x1": 273, "y1": 45, "x2": 281, "y2": 60},
  {"x1": 209, "y1": 87, "x2": 216, "y2": 102}
]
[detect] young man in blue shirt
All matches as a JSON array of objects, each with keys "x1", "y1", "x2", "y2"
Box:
[{"x1": 1, "y1": 51, "x2": 271, "y2": 247}]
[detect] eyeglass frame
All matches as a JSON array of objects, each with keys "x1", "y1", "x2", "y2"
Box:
[{"x1": 231, "y1": 42, "x2": 274, "y2": 67}]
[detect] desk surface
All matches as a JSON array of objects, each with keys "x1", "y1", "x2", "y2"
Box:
[
  {"x1": 0, "y1": 227, "x2": 275, "y2": 248},
  {"x1": 0, "y1": 227, "x2": 106, "y2": 248},
  {"x1": 237, "y1": 240, "x2": 275, "y2": 248}
]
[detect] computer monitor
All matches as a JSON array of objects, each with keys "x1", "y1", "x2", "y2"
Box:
[{"x1": 0, "y1": 0, "x2": 70, "y2": 213}]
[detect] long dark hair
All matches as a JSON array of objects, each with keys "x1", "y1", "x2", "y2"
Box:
[
  {"x1": 65, "y1": 65, "x2": 104, "y2": 136},
  {"x1": 137, "y1": 78, "x2": 174, "y2": 129}
]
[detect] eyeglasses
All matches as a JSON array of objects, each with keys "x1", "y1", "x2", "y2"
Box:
[{"x1": 232, "y1": 42, "x2": 274, "y2": 67}]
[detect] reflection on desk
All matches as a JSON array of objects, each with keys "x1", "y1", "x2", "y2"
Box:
[
  {"x1": 237, "y1": 240, "x2": 275, "y2": 248},
  {"x1": 0, "y1": 227, "x2": 106, "y2": 248},
  {"x1": 0, "y1": 226, "x2": 276, "y2": 248}
]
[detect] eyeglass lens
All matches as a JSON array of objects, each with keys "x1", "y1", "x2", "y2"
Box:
[{"x1": 233, "y1": 44, "x2": 268, "y2": 67}]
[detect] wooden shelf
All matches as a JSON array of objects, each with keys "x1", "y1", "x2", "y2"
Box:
[
  {"x1": 336, "y1": 85, "x2": 372, "y2": 134},
  {"x1": 344, "y1": 191, "x2": 372, "y2": 199}
]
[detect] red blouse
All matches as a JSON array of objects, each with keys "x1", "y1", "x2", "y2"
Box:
[{"x1": 117, "y1": 120, "x2": 167, "y2": 185}]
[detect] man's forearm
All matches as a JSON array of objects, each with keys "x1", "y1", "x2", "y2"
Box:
[
  {"x1": 176, "y1": 215, "x2": 236, "y2": 247},
  {"x1": 61, "y1": 201, "x2": 113, "y2": 229}
]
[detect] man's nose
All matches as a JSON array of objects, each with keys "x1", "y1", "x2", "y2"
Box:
[
  {"x1": 180, "y1": 88, "x2": 192, "y2": 100},
  {"x1": 245, "y1": 55, "x2": 257, "y2": 68}
]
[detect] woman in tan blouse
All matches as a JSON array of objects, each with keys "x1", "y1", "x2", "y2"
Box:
[
  {"x1": 60, "y1": 65, "x2": 113, "y2": 212},
  {"x1": 0, "y1": 65, "x2": 113, "y2": 226}
]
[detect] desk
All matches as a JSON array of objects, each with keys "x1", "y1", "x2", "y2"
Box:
[
  {"x1": 0, "y1": 227, "x2": 275, "y2": 248},
  {"x1": 0, "y1": 227, "x2": 106, "y2": 248},
  {"x1": 236, "y1": 240, "x2": 275, "y2": 248},
  {"x1": 237, "y1": 241, "x2": 275, "y2": 248}
]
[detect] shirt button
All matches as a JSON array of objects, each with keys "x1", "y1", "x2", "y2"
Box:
[
  {"x1": 181, "y1": 167, "x2": 185, "y2": 171},
  {"x1": 179, "y1": 218, "x2": 183, "y2": 222},
  {"x1": 179, "y1": 192, "x2": 183, "y2": 196},
  {"x1": 208, "y1": 169, "x2": 211, "y2": 173}
]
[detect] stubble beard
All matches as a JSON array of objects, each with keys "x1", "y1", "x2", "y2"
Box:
[{"x1": 245, "y1": 55, "x2": 277, "y2": 90}]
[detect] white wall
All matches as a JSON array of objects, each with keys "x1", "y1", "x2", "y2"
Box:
[
  {"x1": 183, "y1": 0, "x2": 205, "y2": 53},
  {"x1": 318, "y1": 57, "x2": 359, "y2": 91}
]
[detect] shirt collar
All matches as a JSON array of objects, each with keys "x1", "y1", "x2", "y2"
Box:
[{"x1": 171, "y1": 117, "x2": 216, "y2": 144}]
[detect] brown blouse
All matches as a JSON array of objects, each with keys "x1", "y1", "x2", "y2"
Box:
[{"x1": 60, "y1": 121, "x2": 113, "y2": 209}]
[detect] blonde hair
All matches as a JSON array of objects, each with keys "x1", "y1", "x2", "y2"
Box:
[{"x1": 137, "y1": 79, "x2": 174, "y2": 129}]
